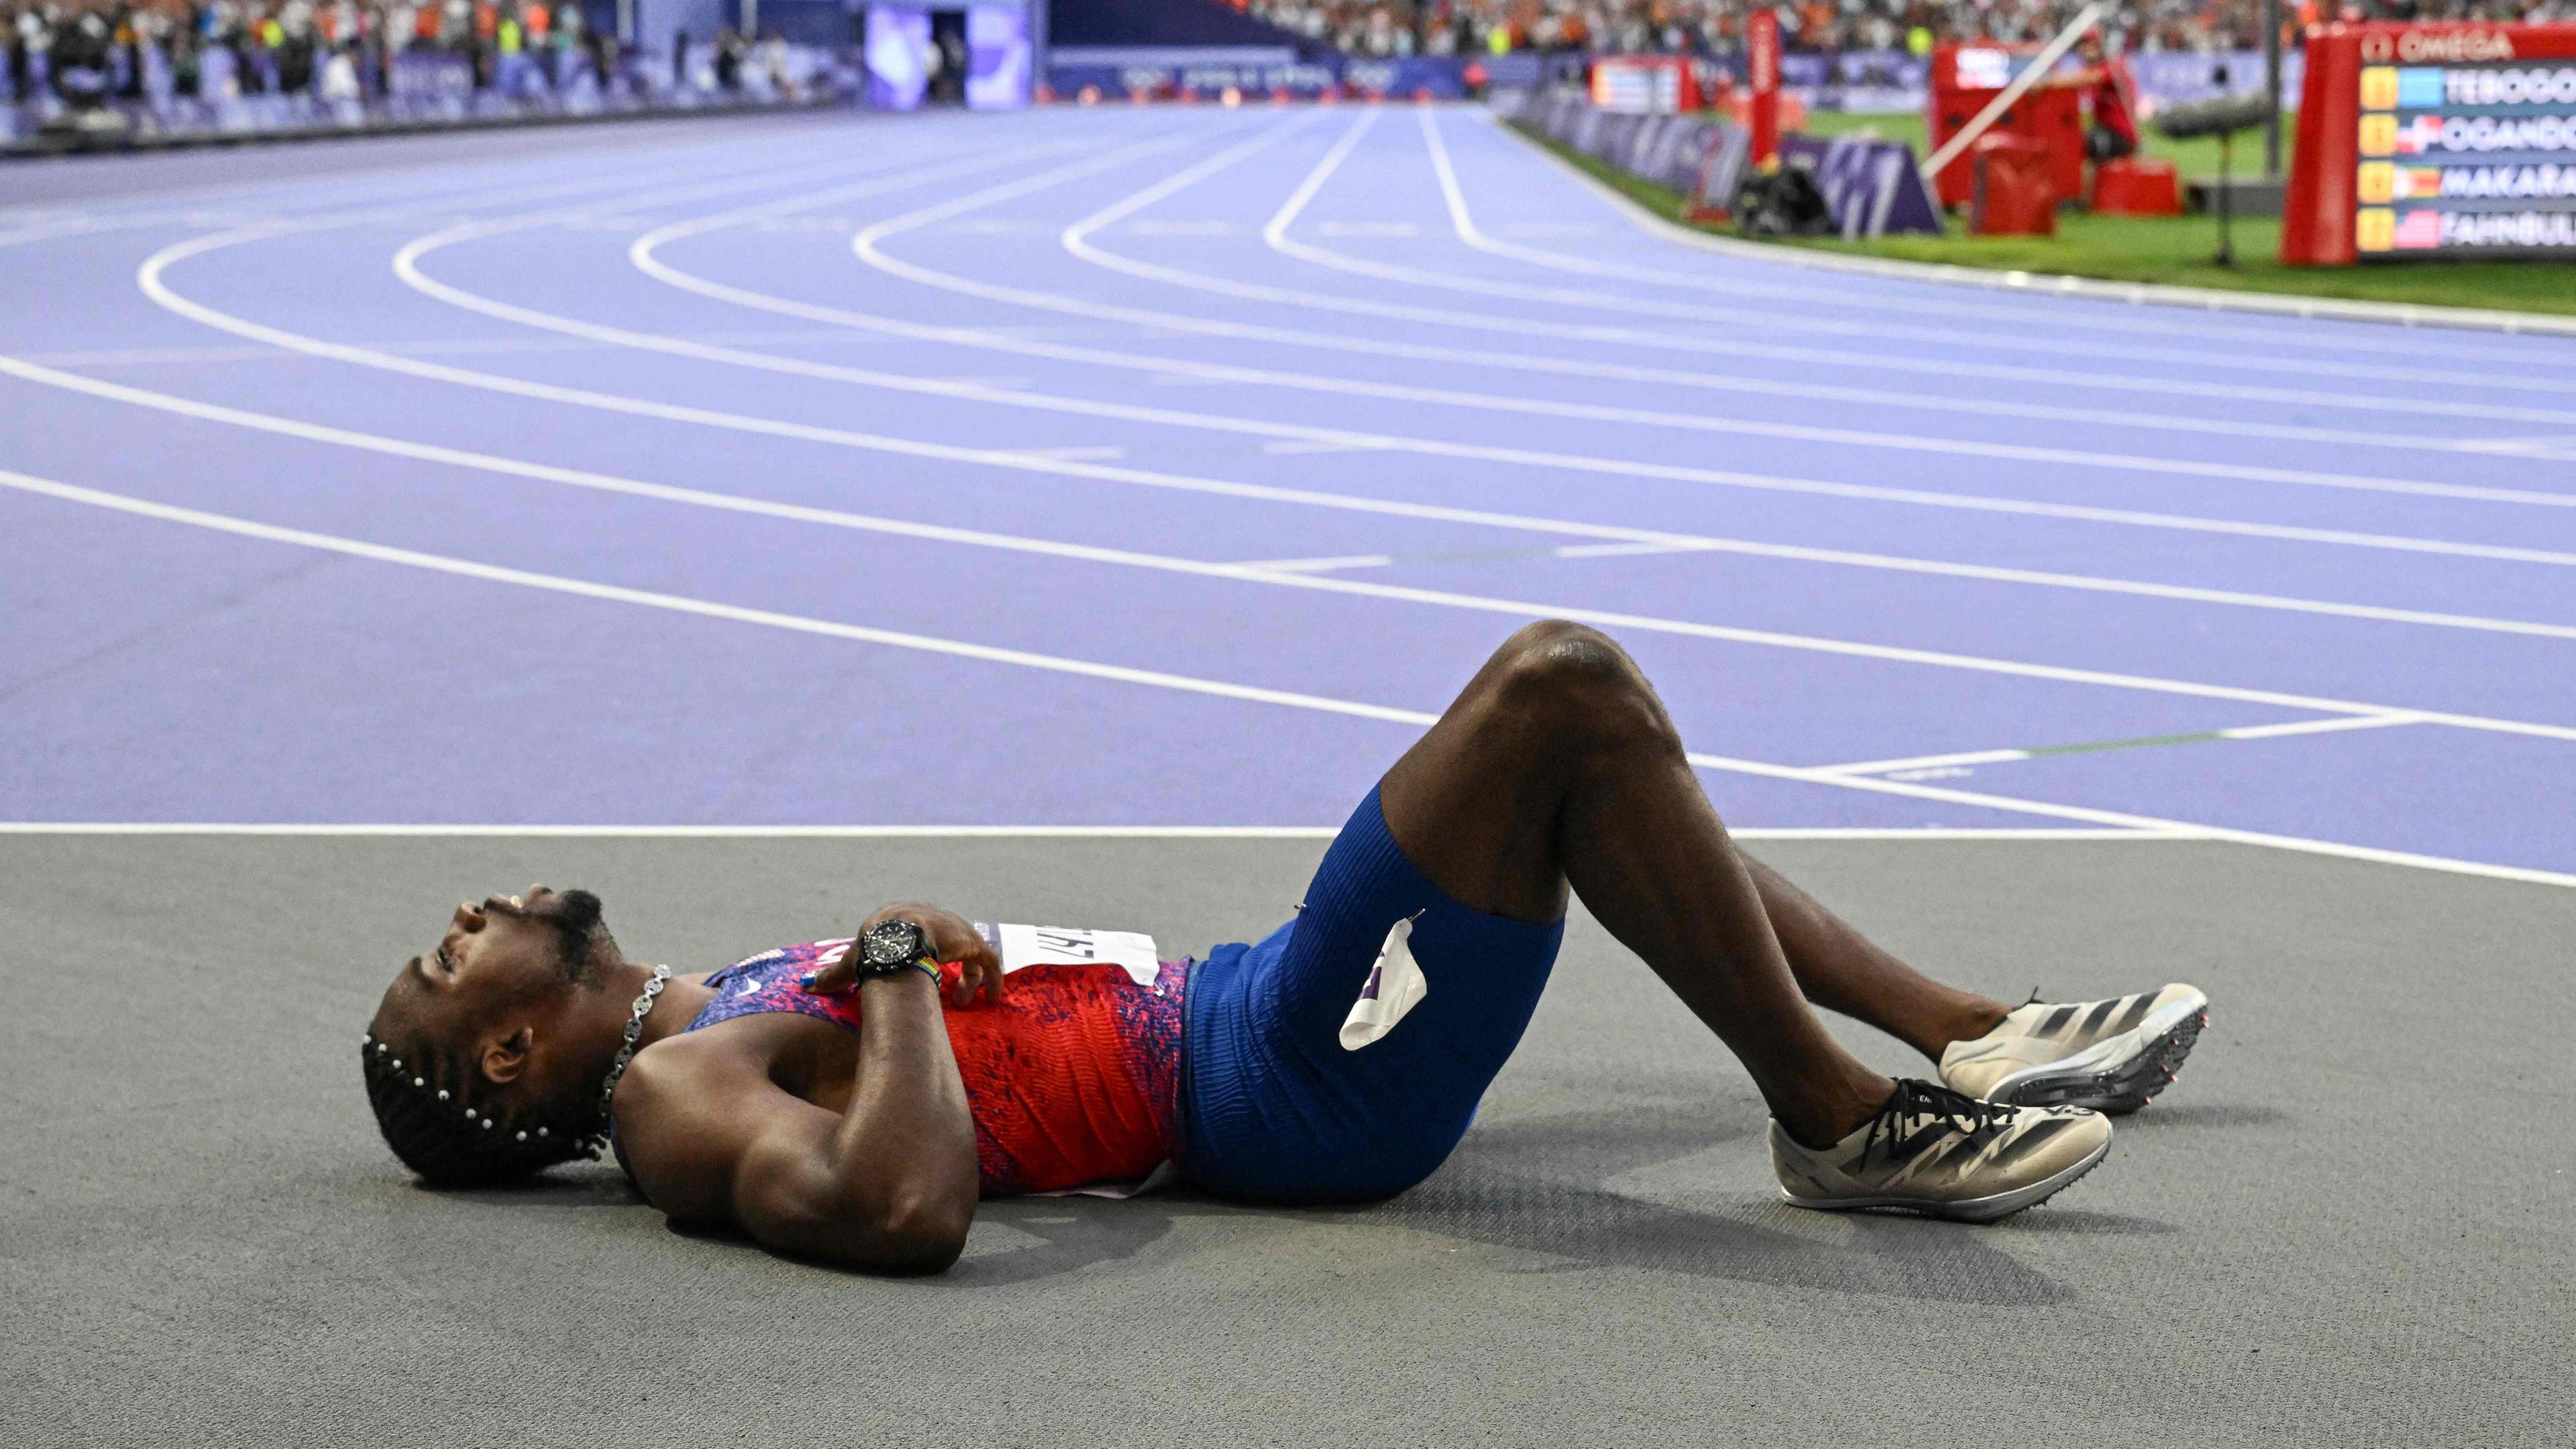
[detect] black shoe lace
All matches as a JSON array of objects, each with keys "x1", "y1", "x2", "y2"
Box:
[{"x1": 1860, "y1": 1079, "x2": 2013, "y2": 1165}]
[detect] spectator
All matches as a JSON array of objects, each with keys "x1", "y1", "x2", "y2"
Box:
[
  {"x1": 0, "y1": 1, "x2": 810, "y2": 113},
  {"x1": 711, "y1": 22, "x2": 738, "y2": 90}
]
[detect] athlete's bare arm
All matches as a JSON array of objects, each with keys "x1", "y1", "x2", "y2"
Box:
[{"x1": 614, "y1": 906, "x2": 994, "y2": 1273}]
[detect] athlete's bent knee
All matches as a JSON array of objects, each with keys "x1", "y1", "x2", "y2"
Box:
[{"x1": 1489, "y1": 621, "x2": 1672, "y2": 754}]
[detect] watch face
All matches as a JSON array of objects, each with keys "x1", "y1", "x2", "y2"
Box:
[{"x1": 862, "y1": 919, "x2": 922, "y2": 966}]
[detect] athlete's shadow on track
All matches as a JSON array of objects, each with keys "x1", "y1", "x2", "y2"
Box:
[
  {"x1": 953, "y1": 1103, "x2": 2172, "y2": 1302},
  {"x1": 1368, "y1": 1104, "x2": 2146, "y2": 1305},
  {"x1": 440, "y1": 1105, "x2": 2173, "y2": 1300}
]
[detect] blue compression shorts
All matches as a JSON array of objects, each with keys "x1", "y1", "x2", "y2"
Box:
[{"x1": 1179, "y1": 786, "x2": 1566, "y2": 1204}]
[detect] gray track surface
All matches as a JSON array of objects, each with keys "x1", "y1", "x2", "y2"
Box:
[{"x1": 5, "y1": 835, "x2": 2570, "y2": 1447}]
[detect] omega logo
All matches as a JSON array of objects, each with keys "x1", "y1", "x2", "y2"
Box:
[{"x1": 2362, "y1": 28, "x2": 2517, "y2": 64}]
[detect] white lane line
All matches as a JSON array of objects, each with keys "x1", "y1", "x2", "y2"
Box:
[
  {"x1": 633, "y1": 157, "x2": 2576, "y2": 572},
  {"x1": 1821, "y1": 711, "x2": 2435, "y2": 774},
  {"x1": 18, "y1": 325, "x2": 896, "y2": 370},
  {"x1": 308, "y1": 163, "x2": 2576, "y2": 599},
  {"x1": 1342, "y1": 111, "x2": 2576, "y2": 423},
  {"x1": 141, "y1": 224, "x2": 2576, "y2": 696},
  {"x1": 1107, "y1": 111, "x2": 2576, "y2": 482},
  {"x1": 1433, "y1": 123, "x2": 2551, "y2": 436},
  {"x1": 34, "y1": 219, "x2": 2576, "y2": 759},
  {"x1": 1236, "y1": 553, "x2": 1397, "y2": 572},
  {"x1": 1488, "y1": 106, "x2": 2576, "y2": 353},
  {"x1": 2216, "y1": 713, "x2": 2430, "y2": 740},
  {"x1": 996, "y1": 445, "x2": 1128, "y2": 462},
  {"x1": 9, "y1": 338, "x2": 2574, "y2": 751},
  {"x1": 1815, "y1": 749, "x2": 2040, "y2": 777},
  {"x1": 1554, "y1": 541, "x2": 1725, "y2": 559},
  {"x1": 1434, "y1": 110, "x2": 2576, "y2": 372},
  {"x1": 42, "y1": 164, "x2": 2574, "y2": 733},
  {"x1": 2461, "y1": 434, "x2": 2576, "y2": 455},
  {"x1": 0, "y1": 465, "x2": 1436, "y2": 726},
  {"x1": 812, "y1": 136, "x2": 2576, "y2": 507},
  {"x1": 46, "y1": 188, "x2": 2576, "y2": 693},
  {"x1": 930, "y1": 374, "x2": 1036, "y2": 388},
  {"x1": 848, "y1": 130, "x2": 2576, "y2": 513},
  {"x1": 618, "y1": 141, "x2": 2576, "y2": 544},
  {"x1": 0, "y1": 822, "x2": 2178, "y2": 840},
  {"x1": 1259, "y1": 439, "x2": 1388, "y2": 455},
  {"x1": 11, "y1": 462, "x2": 2573, "y2": 890},
  {"x1": 0, "y1": 140, "x2": 786, "y2": 275}
]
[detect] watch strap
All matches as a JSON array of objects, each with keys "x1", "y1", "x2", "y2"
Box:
[{"x1": 858, "y1": 959, "x2": 941, "y2": 988}]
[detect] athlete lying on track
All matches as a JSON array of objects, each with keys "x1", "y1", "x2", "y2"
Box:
[{"x1": 362, "y1": 622, "x2": 2208, "y2": 1272}]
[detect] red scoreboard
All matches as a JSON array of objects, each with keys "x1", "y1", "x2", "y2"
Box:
[{"x1": 2285, "y1": 21, "x2": 2576, "y2": 264}]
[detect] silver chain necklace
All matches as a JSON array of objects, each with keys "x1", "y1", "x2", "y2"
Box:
[{"x1": 595, "y1": 964, "x2": 672, "y2": 1129}]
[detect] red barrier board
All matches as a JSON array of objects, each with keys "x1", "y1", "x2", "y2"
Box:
[
  {"x1": 1927, "y1": 42, "x2": 2086, "y2": 210},
  {"x1": 2284, "y1": 22, "x2": 2576, "y2": 264},
  {"x1": 1748, "y1": 12, "x2": 1780, "y2": 166}
]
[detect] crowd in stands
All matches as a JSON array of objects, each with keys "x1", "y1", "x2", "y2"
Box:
[
  {"x1": 4, "y1": 0, "x2": 807, "y2": 107},
  {"x1": 1243, "y1": 0, "x2": 2576, "y2": 58},
  {"x1": 6, "y1": 0, "x2": 613, "y2": 104}
]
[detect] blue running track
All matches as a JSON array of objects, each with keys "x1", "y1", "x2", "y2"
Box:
[{"x1": 5, "y1": 105, "x2": 2574, "y2": 883}]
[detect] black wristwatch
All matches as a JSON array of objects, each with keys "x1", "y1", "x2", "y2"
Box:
[{"x1": 856, "y1": 918, "x2": 935, "y2": 978}]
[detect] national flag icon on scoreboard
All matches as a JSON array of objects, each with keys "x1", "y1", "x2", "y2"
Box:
[
  {"x1": 2359, "y1": 113, "x2": 2398, "y2": 156},
  {"x1": 2361, "y1": 164, "x2": 2445, "y2": 203},
  {"x1": 2393, "y1": 209, "x2": 2443, "y2": 250},
  {"x1": 2394, "y1": 114, "x2": 2443, "y2": 156},
  {"x1": 2395, "y1": 68, "x2": 2446, "y2": 108},
  {"x1": 2357, "y1": 208, "x2": 2396, "y2": 252},
  {"x1": 2360, "y1": 66, "x2": 2398, "y2": 110}
]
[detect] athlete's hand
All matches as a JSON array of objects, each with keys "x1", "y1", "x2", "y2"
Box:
[{"x1": 801, "y1": 904, "x2": 1005, "y2": 1007}]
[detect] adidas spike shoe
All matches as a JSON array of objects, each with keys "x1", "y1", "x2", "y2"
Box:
[
  {"x1": 1771, "y1": 1079, "x2": 2111, "y2": 1224},
  {"x1": 1940, "y1": 984, "x2": 2208, "y2": 1114}
]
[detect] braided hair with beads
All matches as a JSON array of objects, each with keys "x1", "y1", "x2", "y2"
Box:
[
  {"x1": 358, "y1": 1031, "x2": 603, "y2": 1187},
  {"x1": 358, "y1": 888, "x2": 660, "y2": 1187}
]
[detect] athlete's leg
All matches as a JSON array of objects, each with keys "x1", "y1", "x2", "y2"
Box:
[
  {"x1": 1379, "y1": 619, "x2": 1895, "y2": 1148},
  {"x1": 1741, "y1": 859, "x2": 2011, "y2": 1062}
]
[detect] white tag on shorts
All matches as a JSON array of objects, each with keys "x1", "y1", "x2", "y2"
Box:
[
  {"x1": 975, "y1": 923, "x2": 1162, "y2": 985},
  {"x1": 1339, "y1": 915, "x2": 1428, "y2": 1051}
]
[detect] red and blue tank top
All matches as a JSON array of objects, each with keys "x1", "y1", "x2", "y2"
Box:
[{"x1": 684, "y1": 940, "x2": 1189, "y2": 1197}]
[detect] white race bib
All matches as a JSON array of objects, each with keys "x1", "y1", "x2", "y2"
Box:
[{"x1": 975, "y1": 923, "x2": 1162, "y2": 986}]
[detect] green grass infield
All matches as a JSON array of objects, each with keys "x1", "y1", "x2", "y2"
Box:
[{"x1": 1513, "y1": 111, "x2": 2576, "y2": 321}]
